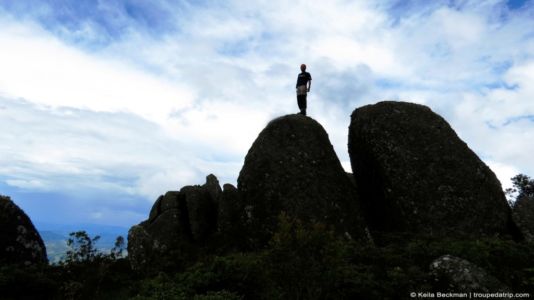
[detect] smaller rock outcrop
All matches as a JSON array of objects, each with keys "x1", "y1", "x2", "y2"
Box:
[
  {"x1": 430, "y1": 255, "x2": 509, "y2": 293},
  {"x1": 238, "y1": 114, "x2": 368, "y2": 247},
  {"x1": 512, "y1": 195, "x2": 534, "y2": 242},
  {"x1": 128, "y1": 175, "x2": 221, "y2": 272},
  {"x1": 0, "y1": 195, "x2": 47, "y2": 265},
  {"x1": 217, "y1": 184, "x2": 246, "y2": 249}
]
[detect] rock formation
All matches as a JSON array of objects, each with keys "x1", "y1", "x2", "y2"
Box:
[
  {"x1": 128, "y1": 175, "x2": 221, "y2": 272},
  {"x1": 512, "y1": 195, "x2": 534, "y2": 242},
  {"x1": 127, "y1": 106, "x2": 525, "y2": 273},
  {"x1": 238, "y1": 114, "x2": 367, "y2": 247},
  {"x1": 430, "y1": 255, "x2": 509, "y2": 292},
  {"x1": 217, "y1": 183, "x2": 246, "y2": 249},
  {"x1": 348, "y1": 101, "x2": 518, "y2": 240},
  {"x1": 0, "y1": 195, "x2": 47, "y2": 265}
]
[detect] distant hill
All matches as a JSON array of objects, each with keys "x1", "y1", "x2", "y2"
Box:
[{"x1": 35, "y1": 222, "x2": 128, "y2": 263}]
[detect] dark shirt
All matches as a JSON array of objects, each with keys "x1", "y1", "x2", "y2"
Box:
[{"x1": 296, "y1": 72, "x2": 312, "y2": 88}]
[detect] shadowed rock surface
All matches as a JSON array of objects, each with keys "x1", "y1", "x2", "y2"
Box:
[
  {"x1": 238, "y1": 114, "x2": 368, "y2": 247},
  {"x1": 430, "y1": 255, "x2": 510, "y2": 293},
  {"x1": 513, "y1": 195, "x2": 534, "y2": 242},
  {"x1": 348, "y1": 101, "x2": 518, "y2": 240},
  {"x1": 217, "y1": 183, "x2": 246, "y2": 249},
  {"x1": 0, "y1": 195, "x2": 47, "y2": 265},
  {"x1": 128, "y1": 175, "x2": 221, "y2": 272}
]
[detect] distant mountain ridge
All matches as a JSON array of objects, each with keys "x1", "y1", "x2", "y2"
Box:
[{"x1": 35, "y1": 222, "x2": 128, "y2": 263}]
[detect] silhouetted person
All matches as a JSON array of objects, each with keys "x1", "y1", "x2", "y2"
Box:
[{"x1": 296, "y1": 64, "x2": 312, "y2": 116}]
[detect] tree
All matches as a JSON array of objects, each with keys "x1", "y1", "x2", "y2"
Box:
[
  {"x1": 62, "y1": 231, "x2": 101, "y2": 264},
  {"x1": 110, "y1": 236, "x2": 125, "y2": 259},
  {"x1": 506, "y1": 174, "x2": 534, "y2": 206}
]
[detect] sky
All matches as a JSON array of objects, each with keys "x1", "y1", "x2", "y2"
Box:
[{"x1": 0, "y1": 0, "x2": 533, "y2": 229}]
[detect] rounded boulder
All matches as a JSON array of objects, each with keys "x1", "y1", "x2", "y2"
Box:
[
  {"x1": 238, "y1": 114, "x2": 367, "y2": 246},
  {"x1": 348, "y1": 101, "x2": 517, "y2": 240},
  {"x1": 0, "y1": 195, "x2": 47, "y2": 265}
]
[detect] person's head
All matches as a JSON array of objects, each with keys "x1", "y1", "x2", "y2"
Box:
[{"x1": 300, "y1": 64, "x2": 306, "y2": 72}]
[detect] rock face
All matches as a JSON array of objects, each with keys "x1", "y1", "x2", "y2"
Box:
[
  {"x1": 217, "y1": 184, "x2": 246, "y2": 249},
  {"x1": 128, "y1": 175, "x2": 221, "y2": 272},
  {"x1": 512, "y1": 195, "x2": 534, "y2": 242},
  {"x1": 238, "y1": 114, "x2": 367, "y2": 246},
  {"x1": 430, "y1": 255, "x2": 509, "y2": 292},
  {"x1": 0, "y1": 195, "x2": 47, "y2": 265},
  {"x1": 348, "y1": 101, "x2": 517, "y2": 239}
]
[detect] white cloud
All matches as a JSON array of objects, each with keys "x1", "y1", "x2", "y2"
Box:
[
  {"x1": 0, "y1": 97, "x2": 213, "y2": 201},
  {"x1": 6, "y1": 179, "x2": 48, "y2": 190},
  {"x1": 487, "y1": 161, "x2": 519, "y2": 191},
  {"x1": 0, "y1": 20, "x2": 195, "y2": 122},
  {"x1": 90, "y1": 211, "x2": 104, "y2": 220}
]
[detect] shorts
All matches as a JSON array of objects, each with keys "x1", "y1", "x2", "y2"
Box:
[{"x1": 296, "y1": 85, "x2": 307, "y2": 96}]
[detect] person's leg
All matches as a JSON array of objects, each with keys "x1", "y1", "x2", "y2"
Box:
[
  {"x1": 301, "y1": 94, "x2": 307, "y2": 116},
  {"x1": 297, "y1": 95, "x2": 305, "y2": 115}
]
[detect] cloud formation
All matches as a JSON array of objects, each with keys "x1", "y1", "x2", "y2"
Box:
[{"x1": 0, "y1": 0, "x2": 533, "y2": 227}]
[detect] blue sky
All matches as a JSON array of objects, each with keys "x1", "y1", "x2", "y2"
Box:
[{"x1": 0, "y1": 0, "x2": 533, "y2": 229}]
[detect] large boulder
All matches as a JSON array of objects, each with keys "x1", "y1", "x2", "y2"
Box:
[
  {"x1": 430, "y1": 255, "x2": 509, "y2": 292},
  {"x1": 0, "y1": 195, "x2": 47, "y2": 265},
  {"x1": 128, "y1": 175, "x2": 221, "y2": 272},
  {"x1": 348, "y1": 101, "x2": 518, "y2": 240},
  {"x1": 237, "y1": 114, "x2": 368, "y2": 247},
  {"x1": 512, "y1": 195, "x2": 534, "y2": 242}
]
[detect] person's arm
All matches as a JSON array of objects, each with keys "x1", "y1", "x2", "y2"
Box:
[{"x1": 307, "y1": 75, "x2": 312, "y2": 92}]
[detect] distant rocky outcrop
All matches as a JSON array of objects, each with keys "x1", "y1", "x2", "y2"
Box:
[
  {"x1": 430, "y1": 255, "x2": 509, "y2": 292},
  {"x1": 348, "y1": 101, "x2": 518, "y2": 240},
  {"x1": 0, "y1": 195, "x2": 47, "y2": 265},
  {"x1": 238, "y1": 114, "x2": 368, "y2": 247},
  {"x1": 512, "y1": 195, "x2": 534, "y2": 242},
  {"x1": 128, "y1": 175, "x2": 221, "y2": 272}
]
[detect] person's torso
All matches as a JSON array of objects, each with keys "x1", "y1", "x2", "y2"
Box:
[{"x1": 296, "y1": 72, "x2": 311, "y2": 86}]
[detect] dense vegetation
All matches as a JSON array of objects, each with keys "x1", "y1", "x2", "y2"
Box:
[
  {"x1": 1, "y1": 175, "x2": 534, "y2": 299},
  {"x1": 1, "y1": 218, "x2": 533, "y2": 299}
]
